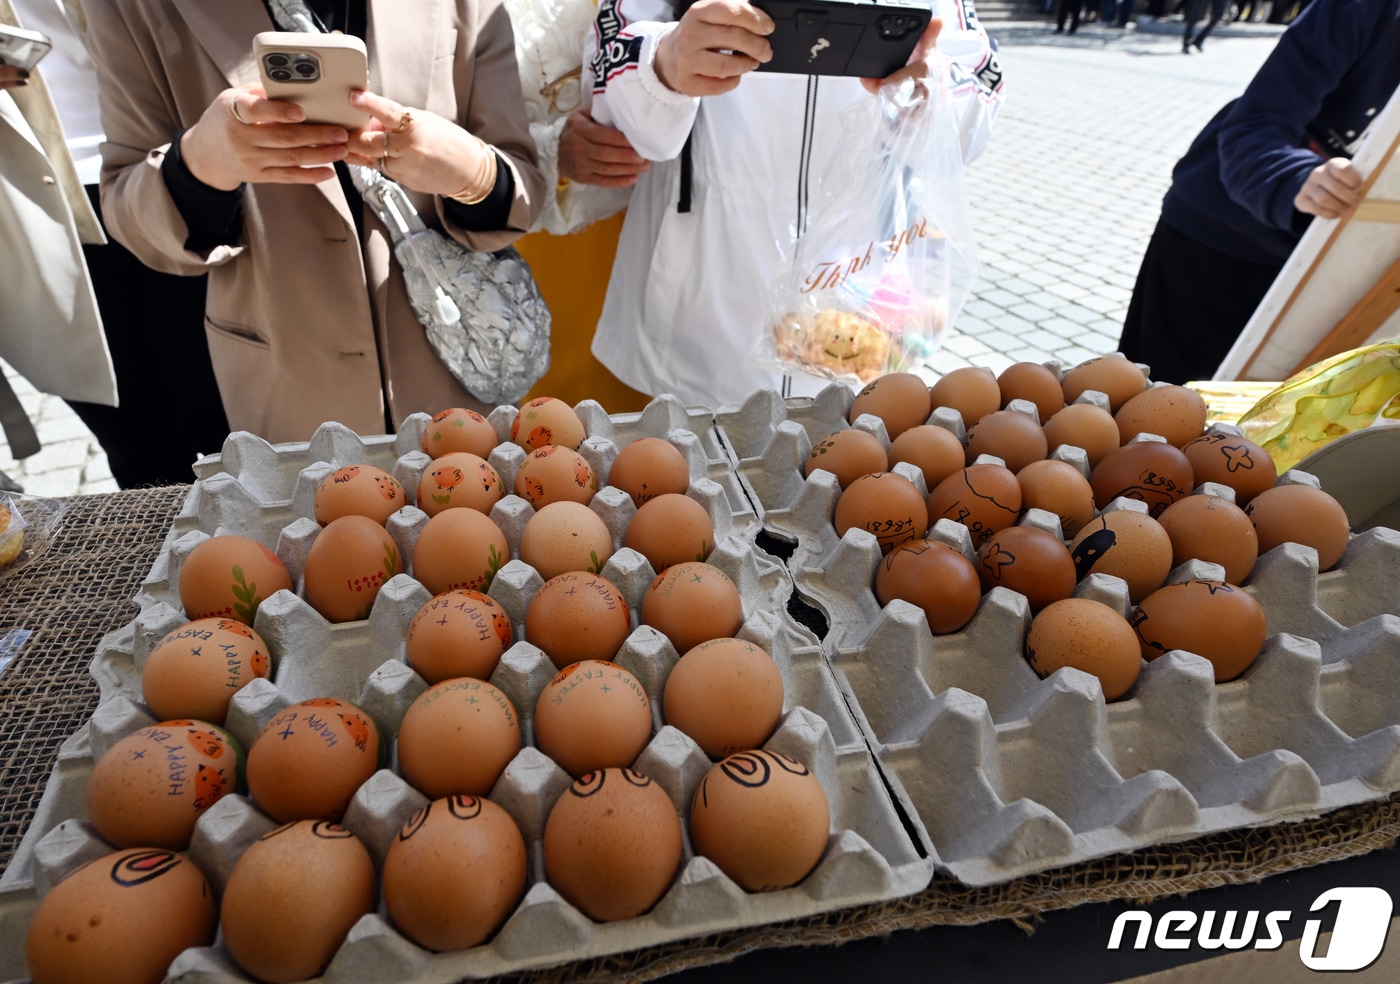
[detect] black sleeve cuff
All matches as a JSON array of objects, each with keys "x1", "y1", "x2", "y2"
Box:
[
  {"x1": 441, "y1": 150, "x2": 515, "y2": 232},
  {"x1": 161, "y1": 127, "x2": 247, "y2": 253}
]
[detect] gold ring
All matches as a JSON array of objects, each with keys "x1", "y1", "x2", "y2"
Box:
[
  {"x1": 229, "y1": 98, "x2": 251, "y2": 125},
  {"x1": 378, "y1": 156, "x2": 389, "y2": 174},
  {"x1": 392, "y1": 109, "x2": 413, "y2": 133},
  {"x1": 382, "y1": 130, "x2": 392, "y2": 156}
]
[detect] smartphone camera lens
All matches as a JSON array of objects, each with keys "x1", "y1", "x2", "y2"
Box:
[
  {"x1": 269, "y1": 68, "x2": 292, "y2": 81},
  {"x1": 265, "y1": 53, "x2": 289, "y2": 68},
  {"x1": 294, "y1": 61, "x2": 317, "y2": 77}
]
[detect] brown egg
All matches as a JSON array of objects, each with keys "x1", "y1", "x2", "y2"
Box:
[
  {"x1": 1157, "y1": 494, "x2": 1259, "y2": 584},
  {"x1": 412, "y1": 507, "x2": 510, "y2": 594},
  {"x1": 313, "y1": 464, "x2": 407, "y2": 526},
  {"x1": 1181, "y1": 432, "x2": 1279, "y2": 505},
  {"x1": 1026, "y1": 598, "x2": 1143, "y2": 700},
  {"x1": 518, "y1": 500, "x2": 615, "y2": 580},
  {"x1": 976, "y1": 526, "x2": 1077, "y2": 613},
  {"x1": 608, "y1": 437, "x2": 691, "y2": 508},
  {"x1": 928, "y1": 366, "x2": 1002, "y2": 427},
  {"x1": 534, "y1": 661, "x2": 652, "y2": 777},
  {"x1": 302, "y1": 514, "x2": 404, "y2": 623},
  {"x1": 1069, "y1": 510, "x2": 1174, "y2": 604},
  {"x1": 1131, "y1": 580, "x2": 1267, "y2": 682},
  {"x1": 833, "y1": 471, "x2": 929, "y2": 555},
  {"x1": 511, "y1": 396, "x2": 586, "y2": 451},
  {"x1": 141, "y1": 618, "x2": 271, "y2": 724},
  {"x1": 245, "y1": 697, "x2": 381, "y2": 823},
  {"x1": 998, "y1": 361, "x2": 1065, "y2": 424},
  {"x1": 690, "y1": 749, "x2": 830, "y2": 892},
  {"x1": 526, "y1": 571, "x2": 632, "y2": 669},
  {"x1": 1061, "y1": 355, "x2": 1147, "y2": 412},
  {"x1": 640, "y1": 561, "x2": 744, "y2": 656},
  {"x1": 963, "y1": 408, "x2": 1049, "y2": 472},
  {"x1": 624, "y1": 492, "x2": 715, "y2": 572},
  {"x1": 543, "y1": 769, "x2": 683, "y2": 921},
  {"x1": 396, "y1": 679, "x2": 521, "y2": 798},
  {"x1": 848, "y1": 371, "x2": 933, "y2": 439},
  {"x1": 663, "y1": 638, "x2": 784, "y2": 759},
  {"x1": 405, "y1": 589, "x2": 512, "y2": 683},
  {"x1": 514, "y1": 444, "x2": 598, "y2": 508},
  {"x1": 874, "y1": 539, "x2": 982, "y2": 634},
  {"x1": 1042, "y1": 403, "x2": 1121, "y2": 468},
  {"x1": 1244, "y1": 484, "x2": 1351, "y2": 571},
  {"x1": 422, "y1": 406, "x2": 499, "y2": 459},
  {"x1": 887, "y1": 423, "x2": 966, "y2": 491},
  {"x1": 26, "y1": 848, "x2": 216, "y2": 984},
  {"x1": 417, "y1": 452, "x2": 504, "y2": 517},
  {"x1": 85, "y1": 720, "x2": 242, "y2": 851},
  {"x1": 1016, "y1": 459, "x2": 1096, "y2": 540},
  {"x1": 179, "y1": 534, "x2": 293, "y2": 624},
  {"x1": 1115, "y1": 384, "x2": 1208, "y2": 448},
  {"x1": 1090, "y1": 441, "x2": 1195, "y2": 518},
  {"x1": 806, "y1": 428, "x2": 889, "y2": 488},
  {"x1": 926, "y1": 463, "x2": 1023, "y2": 549},
  {"x1": 220, "y1": 821, "x2": 376, "y2": 984},
  {"x1": 383, "y1": 796, "x2": 528, "y2": 951}
]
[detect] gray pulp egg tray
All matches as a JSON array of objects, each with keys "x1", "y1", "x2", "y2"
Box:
[
  {"x1": 0, "y1": 397, "x2": 931, "y2": 984},
  {"x1": 713, "y1": 381, "x2": 1400, "y2": 887}
]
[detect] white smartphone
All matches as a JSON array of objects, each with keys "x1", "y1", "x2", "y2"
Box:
[
  {"x1": 253, "y1": 31, "x2": 369, "y2": 129},
  {"x1": 0, "y1": 24, "x2": 52, "y2": 71}
]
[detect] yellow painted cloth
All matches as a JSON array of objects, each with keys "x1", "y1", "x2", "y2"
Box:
[{"x1": 518, "y1": 212, "x2": 652, "y2": 414}]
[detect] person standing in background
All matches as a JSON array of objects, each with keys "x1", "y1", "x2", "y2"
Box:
[
  {"x1": 1182, "y1": 0, "x2": 1229, "y2": 52},
  {"x1": 0, "y1": 0, "x2": 117, "y2": 492},
  {"x1": 1120, "y1": 0, "x2": 1400, "y2": 384},
  {"x1": 6, "y1": 0, "x2": 229, "y2": 488}
]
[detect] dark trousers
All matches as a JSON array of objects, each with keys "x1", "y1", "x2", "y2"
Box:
[
  {"x1": 1184, "y1": 0, "x2": 1230, "y2": 46},
  {"x1": 1118, "y1": 218, "x2": 1283, "y2": 385},
  {"x1": 65, "y1": 185, "x2": 229, "y2": 488},
  {"x1": 1056, "y1": 0, "x2": 1083, "y2": 31}
]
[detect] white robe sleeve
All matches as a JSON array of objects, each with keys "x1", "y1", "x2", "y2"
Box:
[
  {"x1": 933, "y1": 0, "x2": 1006, "y2": 165},
  {"x1": 584, "y1": 0, "x2": 699, "y2": 162}
]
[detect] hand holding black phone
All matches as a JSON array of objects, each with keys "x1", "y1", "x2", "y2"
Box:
[{"x1": 750, "y1": 0, "x2": 931, "y2": 78}]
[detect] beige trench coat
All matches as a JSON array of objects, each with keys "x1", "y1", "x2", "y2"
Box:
[{"x1": 85, "y1": 0, "x2": 546, "y2": 444}]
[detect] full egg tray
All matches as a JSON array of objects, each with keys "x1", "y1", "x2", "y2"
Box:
[
  {"x1": 714, "y1": 382, "x2": 1400, "y2": 886},
  {"x1": 0, "y1": 402, "x2": 930, "y2": 984}
]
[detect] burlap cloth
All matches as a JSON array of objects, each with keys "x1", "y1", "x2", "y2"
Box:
[{"x1": 1, "y1": 486, "x2": 1397, "y2": 983}]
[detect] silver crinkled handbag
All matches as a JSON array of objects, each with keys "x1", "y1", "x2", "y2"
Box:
[{"x1": 270, "y1": 0, "x2": 551, "y2": 405}]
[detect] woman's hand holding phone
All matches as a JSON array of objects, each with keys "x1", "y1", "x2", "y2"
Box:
[
  {"x1": 861, "y1": 16, "x2": 942, "y2": 94},
  {"x1": 655, "y1": 0, "x2": 774, "y2": 97},
  {"x1": 180, "y1": 85, "x2": 349, "y2": 191},
  {"x1": 343, "y1": 88, "x2": 496, "y2": 201}
]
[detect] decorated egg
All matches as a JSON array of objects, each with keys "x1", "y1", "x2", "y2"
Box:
[
  {"x1": 543, "y1": 769, "x2": 683, "y2": 921},
  {"x1": 805, "y1": 428, "x2": 889, "y2": 489},
  {"x1": 848, "y1": 371, "x2": 932, "y2": 440},
  {"x1": 976, "y1": 525, "x2": 1077, "y2": 613},
  {"x1": 1069, "y1": 510, "x2": 1173, "y2": 604},
  {"x1": 421, "y1": 406, "x2": 498, "y2": 459},
  {"x1": 412, "y1": 507, "x2": 510, "y2": 594},
  {"x1": 607, "y1": 436, "x2": 690, "y2": 508},
  {"x1": 833, "y1": 471, "x2": 929, "y2": 555},
  {"x1": 1090, "y1": 440, "x2": 1194, "y2": 518},
  {"x1": 416, "y1": 452, "x2": 504, "y2": 516},
  {"x1": 525, "y1": 571, "x2": 632, "y2": 669},
  {"x1": 533, "y1": 660, "x2": 652, "y2": 778},
  {"x1": 302, "y1": 514, "x2": 403, "y2": 622},
  {"x1": 245, "y1": 697, "x2": 381, "y2": 822},
  {"x1": 511, "y1": 396, "x2": 585, "y2": 451},
  {"x1": 1181, "y1": 432, "x2": 1278, "y2": 505},
  {"x1": 1244, "y1": 483, "x2": 1351, "y2": 571},
  {"x1": 26, "y1": 848, "x2": 216, "y2": 984},
  {"x1": 640, "y1": 560, "x2": 744, "y2": 656},
  {"x1": 383, "y1": 796, "x2": 527, "y2": 951},
  {"x1": 313, "y1": 464, "x2": 405, "y2": 526},
  {"x1": 925, "y1": 463, "x2": 1023, "y2": 549},
  {"x1": 513, "y1": 444, "x2": 597, "y2": 508},
  {"x1": 663, "y1": 637, "x2": 784, "y2": 759},
  {"x1": 405, "y1": 589, "x2": 512, "y2": 683},
  {"x1": 141, "y1": 618, "x2": 271, "y2": 724},
  {"x1": 624, "y1": 492, "x2": 715, "y2": 572},
  {"x1": 396, "y1": 678, "x2": 521, "y2": 798},
  {"x1": 179, "y1": 534, "x2": 292, "y2": 624},
  {"x1": 874, "y1": 538, "x2": 982, "y2": 634},
  {"x1": 85, "y1": 720, "x2": 242, "y2": 851},
  {"x1": 219, "y1": 820, "x2": 376, "y2": 984},
  {"x1": 1026, "y1": 597, "x2": 1142, "y2": 700},
  {"x1": 690, "y1": 749, "x2": 830, "y2": 892},
  {"x1": 1130, "y1": 579, "x2": 1267, "y2": 682},
  {"x1": 518, "y1": 499, "x2": 614, "y2": 579}
]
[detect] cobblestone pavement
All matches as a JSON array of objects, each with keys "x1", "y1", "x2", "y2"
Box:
[{"x1": 0, "y1": 16, "x2": 1285, "y2": 499}]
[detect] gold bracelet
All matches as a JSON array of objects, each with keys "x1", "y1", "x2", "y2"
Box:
[{"x1": 448, "y1": 138, "x2": 499, "y2": 206}]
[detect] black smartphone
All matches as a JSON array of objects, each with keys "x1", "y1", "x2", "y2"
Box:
[{"x1": 751, "y1": 0, "x2": 931, "y2": 78}]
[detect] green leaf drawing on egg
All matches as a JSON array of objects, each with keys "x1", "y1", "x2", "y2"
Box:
[
  {"x1": 230, "y1": 565, "x2": 258, "y2": 623},
  {"x1": 484, "y1": 544, "x2": 505, "y2": 589},
  {"x1": 588, "y1": 550, "x2": 603, "y2": 575},
  {"x1": 383, "y1": 543, "x2": 400, "y2": 578}
]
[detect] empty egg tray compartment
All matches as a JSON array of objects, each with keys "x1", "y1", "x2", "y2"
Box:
[
  {"x1": 175, "y1": 394, "x2": 759, "y2": 562},
  {"x1": 787, "y1": 493, "x2": 1400, "y2": 886},
  {"x1": 0, "y1": 485, "x2": 930, "y2": 983}
]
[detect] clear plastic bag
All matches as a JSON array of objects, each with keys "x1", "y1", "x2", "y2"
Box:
[{"x1": 760, "y1": 74, "x2": 979, "y2": 386}]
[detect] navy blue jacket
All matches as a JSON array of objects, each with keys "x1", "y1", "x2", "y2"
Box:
[{"x1": 1161, "y1": 0, "x2": 1400, "y2": 264}]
